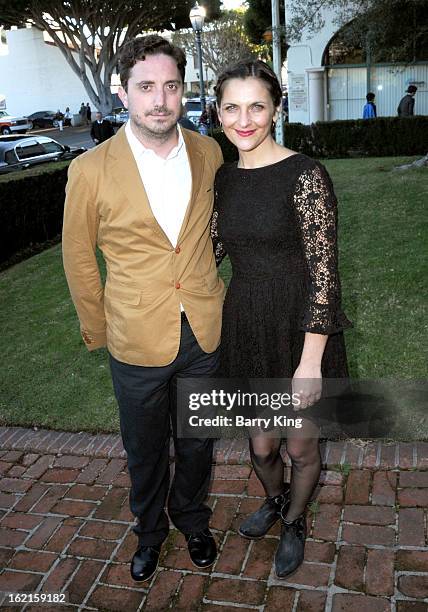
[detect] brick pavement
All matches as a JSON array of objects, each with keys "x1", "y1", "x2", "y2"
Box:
[{"x1": 0, "y1": 428, "x2": 427, "y2": 611}]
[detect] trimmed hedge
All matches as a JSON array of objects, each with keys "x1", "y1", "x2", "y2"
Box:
[
  {"x1": 212, "y1": 116, "x2": 428, "y2": 161},
  {"x1": 1, "y1": 115, "x2": 427, "y2": 267},
  {"x1": 0, "y1": 163, "x2": 70, "y2": 266}
]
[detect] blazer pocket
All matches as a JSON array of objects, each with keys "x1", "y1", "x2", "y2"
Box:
[{"x1": 104, "y1": 284, "x2": 142, "y2": 305}]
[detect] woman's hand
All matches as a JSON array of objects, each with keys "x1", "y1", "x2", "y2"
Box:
[{"x1": 292, "y1": 361, "x2": 322, "y2": 411}]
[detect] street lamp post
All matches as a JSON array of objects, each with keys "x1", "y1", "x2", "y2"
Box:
[
  {"x1": 189, "y1": 2, "x2": 206, "y2": 115},
  {"x1": 271, "y1": 0, "x2": 284, "y2": 145}
]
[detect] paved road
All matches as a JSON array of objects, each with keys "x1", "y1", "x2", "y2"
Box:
[{"x1": 31, "y1": 124, "x2": 119, "y2": 150}]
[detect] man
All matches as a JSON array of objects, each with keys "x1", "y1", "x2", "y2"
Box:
[
  {"x1": 363, "y1": 92, "x2": 377, "y2": 119},
  {"x1": 90, "y1": 111, "x2": 115, "y2": 145},
  {"x1": 79, "y1": 102, "x2": 86, "y2": 125},
  {"x1": 62, "y1": 35, "x2": 224, "y2": 582},
  {"x1": 397, "y1": 85, "x2": 417, "y2": 116},
  {"x1": 86, "y1": 102, "x2": 92, "y2": 125}
]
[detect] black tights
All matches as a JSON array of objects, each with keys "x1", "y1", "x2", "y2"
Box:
[{"x1": 249, "y1": 418, "x2": 321, "y2": 522}]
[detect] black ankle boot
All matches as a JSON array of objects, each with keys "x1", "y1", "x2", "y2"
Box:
[
  {"x1": 274, "y1": 511, "x2": 307, "y2": 578},
  {"x1": 239, "y1": 483, "x2": 290, "y2": 539}
]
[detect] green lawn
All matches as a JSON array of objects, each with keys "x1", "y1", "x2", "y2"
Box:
[{"x1": 0, "y1": 156, "x2": 426, "y2": 437}]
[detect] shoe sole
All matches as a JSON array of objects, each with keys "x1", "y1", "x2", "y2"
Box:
[{"x1": 189, "y1": 557, "x2": 216, "y2": 569}]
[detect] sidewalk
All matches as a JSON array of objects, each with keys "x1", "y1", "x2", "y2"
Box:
[{"x1": 0, "y1": 427, "x2": 427, "y2": 611}]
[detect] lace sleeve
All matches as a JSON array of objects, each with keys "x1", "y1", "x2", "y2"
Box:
[
  {"x1": 293, "y1": 162, "x2": 353, "y2": 334},
  {"x1": 211, "y1": 183, "x2": 227, "y2": 267}
]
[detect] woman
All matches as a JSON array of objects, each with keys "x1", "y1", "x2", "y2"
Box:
[
  {"x1": 212, "y1": 60, "x2": 352, "y2": 578},
  {"x1": 64, "y1": 107, "x2": 72, "y2": 127}
]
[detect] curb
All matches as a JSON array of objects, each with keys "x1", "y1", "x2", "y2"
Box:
[{"x1": 0, "y1": 427, "x2": 427, "y2": 469}]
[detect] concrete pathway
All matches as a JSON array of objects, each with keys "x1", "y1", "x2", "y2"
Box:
[{"x1": 0, "y1": 428, "x2": 427, "y2": 611}]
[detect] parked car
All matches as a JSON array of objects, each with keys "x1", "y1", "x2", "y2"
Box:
[
  {"x1": 27, "y1": 110, "x2": 60, "y2": 129},
  {"x1": 0, "y1": 134, "x2": 86, "y2": 174},
  {"x1": 184, "y1": 97, "x2": 216, "y2": 126},
  {"x1": 104, "y1": 107, "x2": 129, "y2": 126},
  {"x1": 0, "y1": 110, "x2": 33, "y2": 135}
]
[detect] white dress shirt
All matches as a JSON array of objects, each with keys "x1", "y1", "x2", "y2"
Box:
[{"x1": 125, "y1": 120, "x2": 192, "y2": 248}]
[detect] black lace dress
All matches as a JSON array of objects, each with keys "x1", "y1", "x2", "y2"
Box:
[{"x1": 212, "y1": 154, "x2": 352, "y2": 383}]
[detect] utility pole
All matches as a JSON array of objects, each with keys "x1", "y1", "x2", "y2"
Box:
[{"x1": 271, "y1": 0, "x2": 284, "y2": 145}]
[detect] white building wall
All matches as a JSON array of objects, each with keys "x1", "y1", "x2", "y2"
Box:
[
  {"x1": 285, "y1": 6, "x2": 427, "y2": 123},
  {"x1": 286, "y1": 5, "x2": 341, "y2": 125},
  {"x1": 0, "y1": 27, "x2": 94, "y2": 117}
]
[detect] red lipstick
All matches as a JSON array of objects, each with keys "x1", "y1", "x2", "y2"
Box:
[{"x1": 235, "y1": 129, "x2": 256, "y2": 137}]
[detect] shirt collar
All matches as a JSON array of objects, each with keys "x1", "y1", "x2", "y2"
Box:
[{"x1": 125, "y1": 120, "x2": 184, "y2": 161}]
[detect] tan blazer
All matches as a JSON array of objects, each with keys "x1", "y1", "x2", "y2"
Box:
[{"x1": 62, "y1": 125, "x2": 225, "y2": 366}]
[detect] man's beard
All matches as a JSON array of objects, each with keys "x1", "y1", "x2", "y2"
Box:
[{"x1": 131, "y1": 107, "x2": 178, "y2": 142}]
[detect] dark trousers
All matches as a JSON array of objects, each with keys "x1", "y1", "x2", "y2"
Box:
[{"x1": 109, "y1": 317, "x2": 219, "y2": 546}]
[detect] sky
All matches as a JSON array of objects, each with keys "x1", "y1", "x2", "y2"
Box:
[{"x1": 222, "y1": 0, "x2": 245, "y2": 9}]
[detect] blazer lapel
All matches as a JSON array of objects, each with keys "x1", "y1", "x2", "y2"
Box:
[
  {"x1": 177, "y1": 128, "x2": 205, "y2": 244},
  {"x1": 107, "y1": 126, "x2": 172, "y2": 248},
  {"x1": 107, "y1": 126, "x2": 205, "y2": 247}
]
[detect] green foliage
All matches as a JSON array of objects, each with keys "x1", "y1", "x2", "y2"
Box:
[
  {"x1": 282, "y1": 117, "x2": 428, "y2": 159},
  {"x1": 326, "y1": 0, "x2": 428, "y2": 64},
  {"x1": 211, "y1": 116, "x2": 428, "y2": 161},
  {"x1": 173, "y1": 10, "x2": 258, "y2": 78},
  {"x1": 244, "y1": 0, "x2": 428, "y2": 63},
  {"x1": 0, "y1": 0, "x2": 222, "y2": 31},
  {"x1": 244, "y1": 0, "x2": 287, "y2": 59},
  {"x1": 0, "y1": 163, "x2": 70, "y2": 265}
]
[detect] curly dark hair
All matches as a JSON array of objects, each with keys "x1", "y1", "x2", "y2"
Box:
[
  {"x1": 215, "y1": 60, "x2": 282, "y2": 108},
  {"x1": 119, "y1": 35, "x2": 187, "y2": 91}
]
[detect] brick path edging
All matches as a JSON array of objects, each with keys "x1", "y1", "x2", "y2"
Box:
[{"x1": 0, "y1": 427, "x2": 426, "y2": 469}]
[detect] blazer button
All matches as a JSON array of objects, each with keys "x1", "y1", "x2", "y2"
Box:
[
  {"x1": 175, "y1": 282, "x2": 181, "y2": 289},
  {"x1": 175, "y1": 246, "x2": 181, "y2": 254}
]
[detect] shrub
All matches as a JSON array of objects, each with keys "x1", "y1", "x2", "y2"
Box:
[
  {"x1": 0, "y1": 164, "x2": 69, "y2": 266},
  {"x1": 212, "y1": 116, "x2": 428, "y2": 159}
]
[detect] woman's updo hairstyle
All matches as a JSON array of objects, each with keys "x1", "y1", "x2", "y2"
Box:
[{"x1": 215, "y1": 60, "x2": 282, "y2": 109}]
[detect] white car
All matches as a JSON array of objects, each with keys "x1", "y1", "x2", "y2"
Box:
[{"x1": 0, "y1": 110, "x2": 33, "y2": 135}]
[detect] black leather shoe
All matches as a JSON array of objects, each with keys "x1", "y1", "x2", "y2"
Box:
[
  {"x1": 274, "y1": 512, "x2": 307, "y2": 578},
  {"x1": 131, "y1": 543, "x2": 161, "y2": 582},
  {"x1": 185, "y1": 528, "x2": 217, "y2": 568},
  {"x1": 239, "y1": 483, "x2": 291, "y2": 539}
]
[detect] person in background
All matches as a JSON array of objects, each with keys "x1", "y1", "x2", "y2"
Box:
[
  {"x1": 397, "y1": 85, "x2": 417, "y2": 116},
  {"x1": 363, "y1": 92, "x2": 377, "y2": 119},
  {"x1": 90, "y1": 111, "x2": 115, "y2": 145},
  {"x1": 207, "y1": 103, "x2": 219, "y2": 129},
  {"x1": 178, "y1": 110, "x2": 197, "y2": 131},
  {"x1": 198, "y1": 108, "x2": 209, "y2": 135},
  {"x1": 282, "y1": 91, "x2": 289, "y2": 122},
  {"x1": 79, "y1": 103, "x2": 86, "y2": 125},
  {"x1": 86, "y1": 102, "x2": 92, "y2": 125},
  {"x1": 64, "y1": 107, "x2": 73, "y2": 127},
  {"x1": 55, "y1": 109, "x2": 64, "y2": 131}
]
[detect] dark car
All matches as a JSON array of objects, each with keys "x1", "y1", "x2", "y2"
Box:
[
  {"x1": 0, "y1": 134, "x2": 86, "y2": 174},
  {"x1": 27, "y1": 111, "x2": 60, "y2": 129}
]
